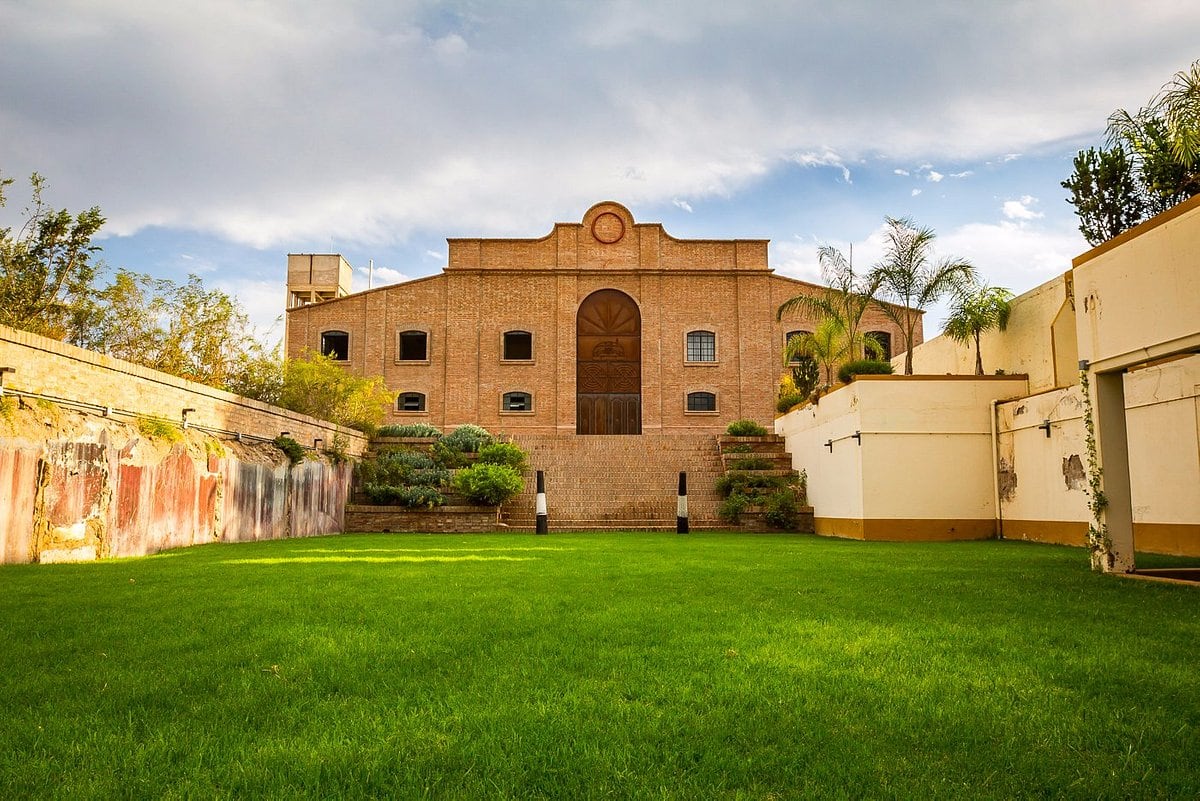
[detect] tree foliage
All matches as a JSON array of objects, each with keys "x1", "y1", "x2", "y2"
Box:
[
  {"x1": 1065, "y1": 59, "x2": 1200, "y2": 245},
  {"x1": 278, "y1": 351, "x2": 392, "y2": 434},
  {"x1": 869, "y1": 217, "x2": 974, "y2": 375},
  {"x1": 942, "y1": 282, "x2": 1014, "y2": 376},
  {"x1": 0, "y1": 172, "x2": 105, "y2": 339},
  {"x1": 777, "y1": 244, "x2": 882, "y2": 362}
]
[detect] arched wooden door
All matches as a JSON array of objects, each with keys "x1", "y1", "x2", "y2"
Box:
[{"x1": 576, "y1": 289, "x2": 641, "y2": 434}]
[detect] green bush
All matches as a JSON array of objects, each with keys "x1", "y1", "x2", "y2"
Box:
[
  {"x1": 725, "y1": 419, "x2": 767, "y2": 437},
  {"x1": 837, "y1": 359, "x2": 894, "y2": 384},
  {"x1": 452, "y1": 463, "x2": 524, "y2": 506},
  {"x1": 431, "y1": 439, "x2": 469, "y2": 469},
  {"x1": 138, "y1": 417, "x2": 185, "y2": 444},
  {"x1": 442, "y1": 424, "x2": 493, "y2": 453},
  {"x1": 324, "y1": 433, "x2": 350, "y2": 465},
  {"x1": 715, "y1": 473, "x2": 788, "y2": 499},
  {"x1": 272, "y1": 435, "x2": 306, "y2": 465},
  {"x1": 376, "y1": 423, "x2": 442, "y2": 438},
  {"x1": 763, "y1": 490, "x2": 800, "y2": 530},
  {"x1": 776, "y1": 392, "x2": 807, "y2": 413},
  {"x1": 718, "y1": 492, "x2": 750, "y2": 523},
  {"x1": 730, "y1": 457, "x2": 773, "y2": 471},
  {"x1": 478, "y1": 441, "x2": 528, "y2": 473},
  {"x1": 410, "y1": 467, "x2": 450, "y2": 488},
  {"x1": 363, "y1": 483, "x2": 445, "y2": 508},
  {"x1": 723, "y1": 443, "x2": 753, "y2": 454},
  {"x1": 358, "y1": 449, "x2": 433, "y2": 486}
]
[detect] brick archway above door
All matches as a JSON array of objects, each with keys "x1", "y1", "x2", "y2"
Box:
[{"x1": 577, "y1": 289, "x2": 641, "y2": 434}]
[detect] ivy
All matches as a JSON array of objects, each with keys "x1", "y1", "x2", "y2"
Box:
[{"x1": 1079, "y1": 370, "x2": 1114, "y2": 571}]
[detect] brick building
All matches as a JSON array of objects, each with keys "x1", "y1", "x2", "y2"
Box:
[{"x1": 284, "y1": 201, "x2": 917, "y2": 436}]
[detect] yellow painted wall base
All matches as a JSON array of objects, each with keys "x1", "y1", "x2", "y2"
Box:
[
  {"x1": 814, "y1": 518, "x2": 996, "y2": 542},
  {"x1": 1002, "y1": 519, "x2": 1088, "y2": 547},
  {"x1": 1133, "y1": 523, "x2": 1200, "y2": 557}
]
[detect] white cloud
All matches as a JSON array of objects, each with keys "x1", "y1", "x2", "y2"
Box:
[
  {"x1": 789, "y1": 150, "x2": 851, "y2": 183},
  {"x1": 1002, "y1": 195, "x2": 1044, "y2": 220},
  {"x1": 423, "y1": 250, "x2": 445, "y2": 261},
  {"x1": 673, "y1": 198, "x2": 694, "y2": 213},
  {"x1": 927, "y1": 170, "x2": 944, "y2": 182},
  {"x1": 911, "y1": 188, "x2": 922, "y2": 196},
  {"x1": 950, "y1": 170, "x2": 974, "y2": 179},
  {"x1": 355, "y1": 264, "x2": 409, "y2": 287},
  {"x1": 894, "y1": 168, "x2": 910, "y2": 176}
]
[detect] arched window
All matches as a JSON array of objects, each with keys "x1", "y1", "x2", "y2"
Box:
[
  {"x1": 398, "y1": 330, "x2": 428, "y2": 361},
  {"x1": 686, "y1": 391, "x2": 717, "y2": 412},
  {"x1": 397, "y1": 392, "x2": 426, "y2": 412},
  {"x1": 320, "y1": 330, "x2": 349, "y2": 361},
  {"x1": 865, "y1": 331, "x2": 892, "y2": 361},
  {"x1": 503, "y1": 331, "x2": 533, "y2": 361},
  {"x1": 502, "y1": 391, "x2": 532, "y2": 412},
  {"x1": 784, "y1": 330, "x2": 812, "y2": 363},
  {"x1": 686, "y1": 330, "x2": 716, "y2": 362}
]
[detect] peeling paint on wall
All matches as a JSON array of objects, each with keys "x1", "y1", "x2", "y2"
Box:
[
  {"x1": 1061, "y1": 454, "x2": 1086, "y2": 491},
  {"x1": 998, "y1": 457, "x2": 1018, "y2": 502}
]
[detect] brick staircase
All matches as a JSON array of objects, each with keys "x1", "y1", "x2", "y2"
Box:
[
  {"x1": 717, "y1": 434, "x2": 814, "y2": 532},
  {"x1": 501, "y1": 434, "x2": 726, "y2": 530}
]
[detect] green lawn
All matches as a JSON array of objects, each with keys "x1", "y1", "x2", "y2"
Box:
[{"x1": 1, "y1": 533, "x2": 1197, "y2": 799}]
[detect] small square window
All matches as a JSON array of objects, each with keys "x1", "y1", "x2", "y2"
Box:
[
  {"x1": 503, "y1": 331, "x2": 533, "y2": 361},
  {"x1": 397, "y1": 392, "x2": 426, "y2": 412},
  {"x1": 399, "y1": 331, "x2": 428, "y2": 361},
  {"x1": 687, "y1": 391, "x2": 716, "y2": 412},
  {"x1": 321, "y1": 331, "x2": 349, "y2": 361},
  {"x1": 503, "y1": 392, "x2": 532, "y2": 412}
]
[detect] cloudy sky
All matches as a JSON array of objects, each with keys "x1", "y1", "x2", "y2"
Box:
[{"x1": 2, "y1": 1, "x2": 1197, "y2": 338}]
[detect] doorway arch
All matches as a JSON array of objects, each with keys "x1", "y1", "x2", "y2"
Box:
[{"x1": 576, "y1": 289, "x2": 641, "y2": 434}]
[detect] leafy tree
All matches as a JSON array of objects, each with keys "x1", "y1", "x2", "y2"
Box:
[
  {"x1": 777, "y1": 244, "x2": 882, "y2": 361},
  {"x1": 224, "y1": 340, "x2": 284, "y2": 403},
  {"x1": 1061, "y1": 147, "x2": 1145, "y2": 246},
  {"x1": 1066, "y1": 60, "x2": 1200, "y2": 244},
  {"x1": 0, "y1": 171, "x2": 105, "y2": 339},
  {"x1": 869, "y1": 216, "x2": 974, "y2": 375},
  {"x1": 943, "y1": 282, "x2": 1014, "y2": 375},
  {"x1": 278, "y1": 351, "x2": 392, "y2": 433}
]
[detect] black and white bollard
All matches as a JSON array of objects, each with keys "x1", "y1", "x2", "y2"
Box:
[
  {"x1": 535, "y1": 470, "x2": 548, "y2": 535},
  {"x1": 677, "y1": 471, "x2": 689, "y2": 534}
]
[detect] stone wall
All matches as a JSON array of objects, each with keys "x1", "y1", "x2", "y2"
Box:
[{"x1": 0, "y1": 324, "x2": 368, "y2": 455}]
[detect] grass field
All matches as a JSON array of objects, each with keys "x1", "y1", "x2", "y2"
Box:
[{"x1": 1, "y1": 532, "x2": 1197, "y2": 799}]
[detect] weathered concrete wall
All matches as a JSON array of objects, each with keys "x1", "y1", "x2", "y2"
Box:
[{"x1": 1, "y1": 407, "x2": 351, "y2": 564}]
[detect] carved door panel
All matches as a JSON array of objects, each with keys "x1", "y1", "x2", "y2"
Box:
[{"x1": 577, "y1": 289, "x2": 641, "y2": 435}]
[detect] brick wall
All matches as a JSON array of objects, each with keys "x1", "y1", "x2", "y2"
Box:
[
  {"x1": 344, "y1": 505, "x2": 500, "y2": 533},
  {"x1": 285, "y1": 202, "x2": 917, "y2": 439},
  {"x1": 1, "y1": 324, "x2": 368, "y2": 455}
]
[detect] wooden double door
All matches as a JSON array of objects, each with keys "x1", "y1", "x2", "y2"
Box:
[{"x1": 576, "y1": 289, "x2": 641, "y2": 435}]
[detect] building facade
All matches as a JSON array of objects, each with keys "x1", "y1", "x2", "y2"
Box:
[{"x1": 285, "y1": 201, "x2": 917, "y2": 435}]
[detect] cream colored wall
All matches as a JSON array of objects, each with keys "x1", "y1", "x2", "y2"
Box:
[
  {"x1": 776, "y1": 376, "x2": 1027, "y2": 537},
  {"x1": 1074, "y1": 195, "x2": 1200, "y2": 371},
  {"x1": 995, "y1": 387, "x2": 1090, "y2": 545},
  {"x1": 903, "y1": 273, "x2": 1077, "y2": 393},
  {"x1": 774, "y1": 385, "x2": 865, "y2": 523},
  {"x1": 1125, "y1": 355, "x2": 1200, "y2": 525}
]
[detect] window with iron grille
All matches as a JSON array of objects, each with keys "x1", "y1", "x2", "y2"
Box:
[
  {"x1": 686, "y1": 330, "x2": 716, "y2": 362},
  {"x1": 686, "y1": 391, "x2": 716, "y2": 412},
  {"x1": 397, "y1": 392, "x2": 426, "y2": 412},
  {"x1": 502, "y1": 391, "x2": 532, "y2": 411}
]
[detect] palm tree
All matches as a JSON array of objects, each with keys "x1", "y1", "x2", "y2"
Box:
[
  {"x1": 869, "y1": 217, "x2": 974, "y2": 374},
  {"x1": 782, "y1": 316, "x2": 850, "y2": 391},
  {"x1": 943, "y1": 282, "x2": 1014, "y2": 375},
  {"x1": 777, "y1": 244, "x2": 882, "y2": 361}
]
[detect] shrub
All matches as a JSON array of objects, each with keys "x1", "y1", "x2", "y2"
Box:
[
  {"x1": 723, "y1": 443, "x2": 753, "y2": 454},
  {"x1": 442, "y1": 424, "x2": 493, "y2": 453},
  {"x1": 478, "y1": 441, "x2": 529, "y2": 473},
  {"x1": 730, "y1": 457, "x2": 773, "y2": 471},
  {"x1": 431, "y1": 439, "x2": 469, "y2": 469},
  {"x1": 363, "y1": 483, "x2": 445, "y2": 508},
  {"x1": 715, "y1": 473, "x2": 787, "y2": 499},
  {"x1": 725, "y1": 419, "x2": 767, "y2": 437},
  {"x1": 409, "y1": 467, "x2": 450, "y2": 488},
  {"x1": 763, "y1": 490, "x2": 800, "y2": 530},
  {"x1": 776, "y1": 392, "x2": 807, "y2": 413},
  {"x1": 273, "y1": 435, "x2": 306, "y2": 465},
  {"x1": 452, "y1": 463, "x2": 524, "y2": 506},
  {"x1": 376, "y1": 423, "x2": 442, "y2": 438},
  {"x1": 718, "y1": 492, "x2": 750, "y2": 523},
  {"x1": 137, "y1": 417, "x2": 184, "y2": 444},
  {"x1": 837, "y1": 359, "x2": 894, "y2": 384},
  {"x1": 324, "y1": 433, "x2": 350, "y2": 465}
]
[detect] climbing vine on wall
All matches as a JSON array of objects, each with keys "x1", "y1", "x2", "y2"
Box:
[{"x1": 1079, "y1": 369, "x2": 1113, "y2": 571}]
